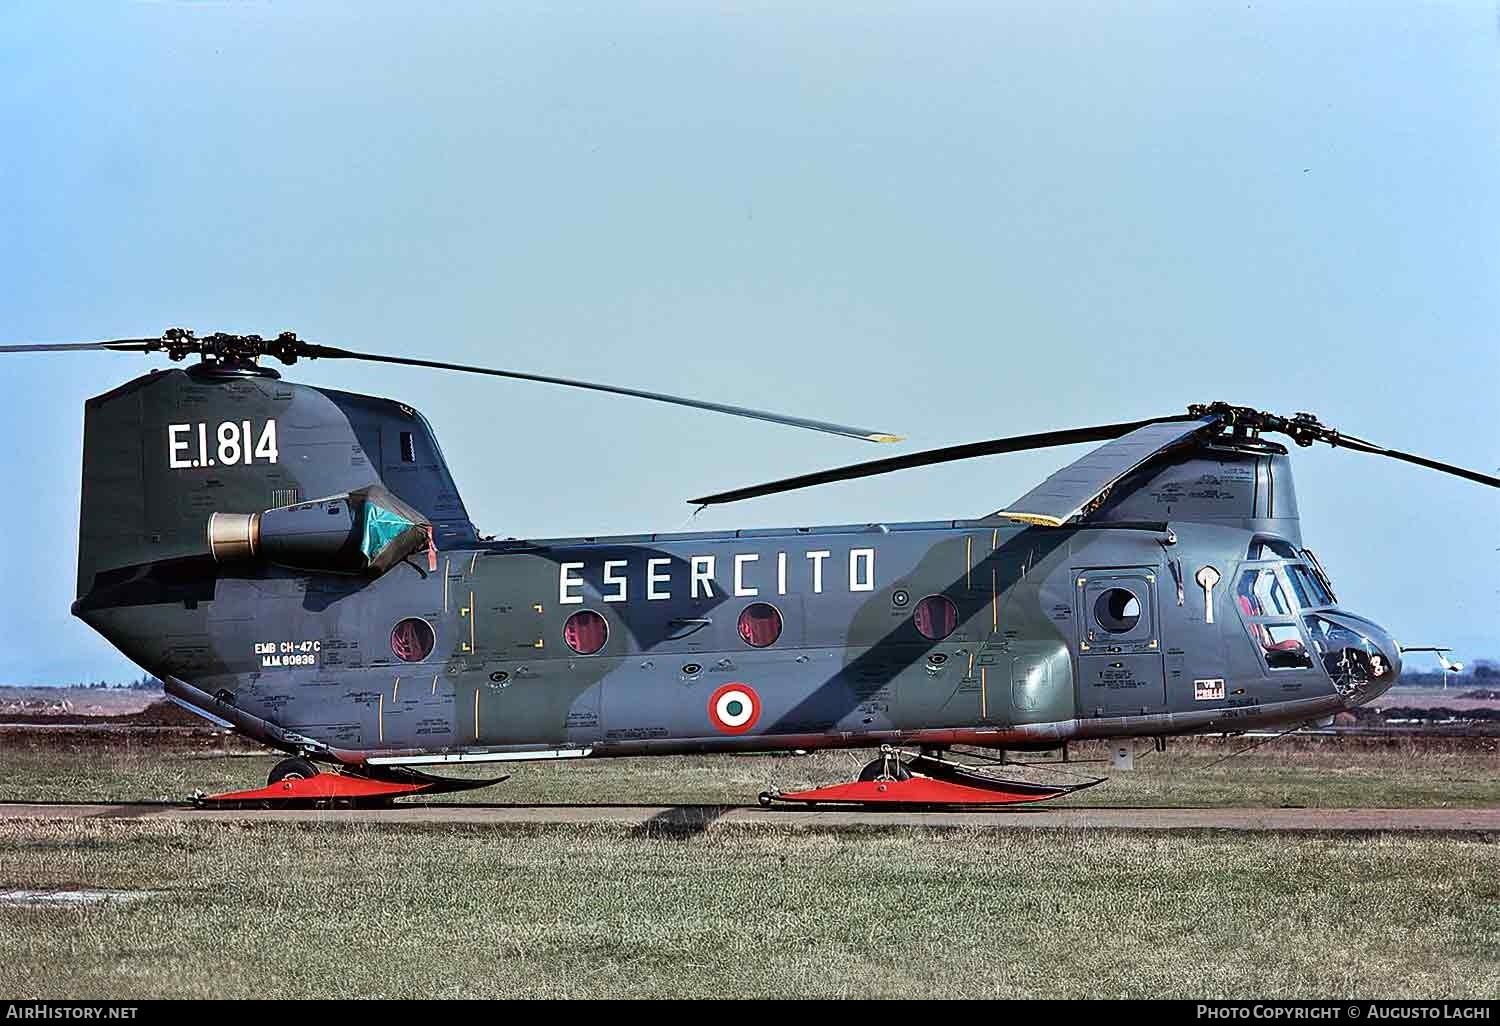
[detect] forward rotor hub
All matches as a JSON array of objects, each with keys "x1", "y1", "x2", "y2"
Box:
[{"x1": 1189, "y1": 402, "x2": 1338, "y2": 448}]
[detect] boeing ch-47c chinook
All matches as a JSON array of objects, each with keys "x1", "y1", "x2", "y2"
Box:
[{"x1": 7, "y1": 330, "x2": 1496, "y2": 807}]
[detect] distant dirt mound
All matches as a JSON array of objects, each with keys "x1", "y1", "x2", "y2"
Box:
[
  {"x1": 1460, "y1": 688, "x2": 1500, "y2": 702},
  {"x1": 1378, "y1": 705, "x2": 1500, "y2": 722},
  {"x1": 0, "y1": 698, "x2": 208, "y2": 727},
  {"x1": 113, "y1": 700, "x2": 215, "y2": 726}
]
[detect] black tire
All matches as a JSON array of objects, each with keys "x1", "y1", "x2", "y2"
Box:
[
  {"x1": 268, "y1": 756, "x2": 319, "y2": 785},
  {"x1": 857, "y1": 757, "x2": 912, "y2": 783}
]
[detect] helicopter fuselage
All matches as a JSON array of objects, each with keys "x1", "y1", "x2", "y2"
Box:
[
  {"x1": 67, "y1": 366, "x2": 1402, "y2": 767},
  {"x1": 78, "y1": 516, "x2": 1399, "y2": 766}
]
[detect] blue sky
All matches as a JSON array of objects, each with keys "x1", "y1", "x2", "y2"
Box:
[{"x1": 1, "y1": 2, "x2": 1496, "y2": 683}]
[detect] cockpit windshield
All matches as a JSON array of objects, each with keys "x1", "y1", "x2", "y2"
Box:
[
  {"x1": 1248, "y1": 537, "x2": 1299, "y2": 561},
  {"x1": 1244, "y1": 538, "x2": 1335, "y2": 610},
  {"x1": 1239, "y1": 564, "x2": 1333, "y2": 615},
  {"x1": 1285, "y1": 564, "x2": 1333, "y2": 608}
]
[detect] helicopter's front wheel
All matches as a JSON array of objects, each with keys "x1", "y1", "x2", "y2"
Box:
[{"x1": 267, "y1": 756, "x2": 320, "y2": 786}]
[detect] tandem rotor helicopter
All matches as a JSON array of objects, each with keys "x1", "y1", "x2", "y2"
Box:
[{"x1": 6, "y1": 329, "x2": 1497, "y2": 807}]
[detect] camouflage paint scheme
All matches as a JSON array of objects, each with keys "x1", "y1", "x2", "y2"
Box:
[{"x1": 72, "y1": 365, "x2": 1401, "y2": 768}]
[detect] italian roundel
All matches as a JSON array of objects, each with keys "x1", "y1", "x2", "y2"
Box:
[{"x1": 707, "y1": 683, "x2": 761, "y2": 735}]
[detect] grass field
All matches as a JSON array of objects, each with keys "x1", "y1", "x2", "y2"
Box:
[
  {"x1": 0, "y1": 818, "x2": 1494, "y2": 999},
  {"x1": 1, "y1": 735, "x2": 1496, "y2": 808},
  {"x1": 1, "y1": 739, "x2": 1495, "y2": 998}
]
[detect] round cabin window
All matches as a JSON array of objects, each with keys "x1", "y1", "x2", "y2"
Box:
[
  {"x1": 390, "y1": 617, "x2": 436, "y2": 662},
  {"x1": 737, "y1": 602, "x2": 783, "y2": 648},
  {"x1": 914, "y1": 594, "x2": 959, "y2": 641},
  {"x1": 1094, "y1": 589, "x2": 1141, "y2": 633},
  {"x1": 563, "y1": 610, "x2": 609, "y2": 655}
]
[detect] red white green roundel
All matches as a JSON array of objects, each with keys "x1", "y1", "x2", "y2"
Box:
[{"x1": 708, "y1": 683, "x2": 761, "y2": 735}]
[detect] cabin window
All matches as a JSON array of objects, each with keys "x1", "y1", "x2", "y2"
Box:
[
  {"x1": 914, "y1": 594, "x2": 958, "y2": 641},
  {"x1": 563, "y1": 609, "x2": 609, "y2": 655},
  {"x1": 1093, "y1": 588, "x2": 1141, "y2": 634},
  {"x1": 737, "y1": 602, "x2": 783, "y2": 648},
  {"x1": 390, "y1": 617, "x2": 436, "y2": 662}
]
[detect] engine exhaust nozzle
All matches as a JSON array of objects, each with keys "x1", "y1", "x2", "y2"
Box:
[{"x1": 208, "y1": 512, "x2": 260, "y2": 562}]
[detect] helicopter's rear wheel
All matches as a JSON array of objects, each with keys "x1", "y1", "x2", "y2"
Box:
[{"x1": 268, "y1": 756, "x2": 319, "y2": 786}]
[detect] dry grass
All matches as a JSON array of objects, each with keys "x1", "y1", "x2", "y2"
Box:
[{"x1": 0, "y1": 819, "x2": 1493, "y2": 999}]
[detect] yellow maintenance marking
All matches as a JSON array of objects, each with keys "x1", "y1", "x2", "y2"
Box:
[
  {"x1": 992, "y1": 528, "x2": 998, "y2": 551},
  {"x1": 460, "y1": 592, "x2": 475, "y2": 653},
  {"x1": 468, "y1": 552, "x2": 478, "y2": 576},
  {"x1": 392, "y1": 677, "x2": 400, "y2": 702},
  {"x1": 991, "y1": 568, "x2": 999, "y2": 632},
  {"x1": 473, "y1": 689, "x2": 480, "y2": 740},
  {"x1": 378, "y1": 692, "x2": 384, "y2": 743},
  {"x1": 431, "y1": 674, "x2": 438, "y2": 696},
  {"x1": 980, "y1": 666, "x2": 988, "y2": 720},
  {"x1": 443, "y1": 557, "x2": 451, "y2": 612},
  {"x1": 965, "y1": 536, "x2": 973, "y2": 590}
]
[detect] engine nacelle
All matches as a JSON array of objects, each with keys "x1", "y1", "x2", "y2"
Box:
[{"x1": 208, "y1": 485, "x2": 431, "y2": 575}]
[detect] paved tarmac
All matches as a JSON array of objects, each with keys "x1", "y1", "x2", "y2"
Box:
[{"x1": 0, "y1": 802, "x2": 1495, "y2": 833}]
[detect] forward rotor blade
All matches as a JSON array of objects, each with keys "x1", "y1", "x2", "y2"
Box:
[
  {"x1": 302, "y1": 344, "x2": 902, "y2": 444},
  {"x1": 0, "y1": 339, "x2": 156, "y2": 353},
  {"x1": 1333, "y1": 434, "x2": 1500, "y2": 489},
  {"x1": 688, "y1": 414, "x2": 1196, "y2": 506}
]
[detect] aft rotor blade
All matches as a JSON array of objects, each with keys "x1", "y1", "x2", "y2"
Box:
[
  {"x1": 688, "y1": 414, "x2": 1196, "y2": 506},
  {"x1": 303, "y1": 345, "x2": 902, "y2": 444},
  {"x1": 1334, "y1": 434, "x2": 1500, "y2": 489},
  {"x1": 0, "y1": 339, "x2": 156, "y2": 353}
]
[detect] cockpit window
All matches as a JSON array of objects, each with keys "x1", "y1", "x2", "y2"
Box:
[
  {"x1": 1300, "y1": 548, "x2": 1338, "y2": 604},
  {"x1": 1248, "y1": 537, "x2": 1299, "y2": 560},
  {"x1": 1237, "y1": 569, "x2": 1293, "y2": 617},
  {"x1": 1236, "y1": 568, "x2": 1314, "y2": 670},
  {"x1": 1286, "y1": 564, "x2": 1333, "y2": 608}
]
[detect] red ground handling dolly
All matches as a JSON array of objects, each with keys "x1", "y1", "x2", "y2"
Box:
[
  {"x1": 194, "y1": 758, "x2": 505, "y2": 808},
  {"x1": 760, "y1": 746, "x2": 1103, "y2": 808}
]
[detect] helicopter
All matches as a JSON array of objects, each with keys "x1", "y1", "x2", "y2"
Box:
[{"x1": 5, "y1": 328, "x2": 1497, "y2": 807}]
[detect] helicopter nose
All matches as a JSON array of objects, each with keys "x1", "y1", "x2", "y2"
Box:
[
  {"x1": 1306, "y1": 612, "x2": 1401, "y2": 705},
  {"x1": 1350, "y1": 618, "x2": 1400, "y2": 702},
  {"x1": 1366, "y1": 629, "x2": 1401, "y2": 700}
]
